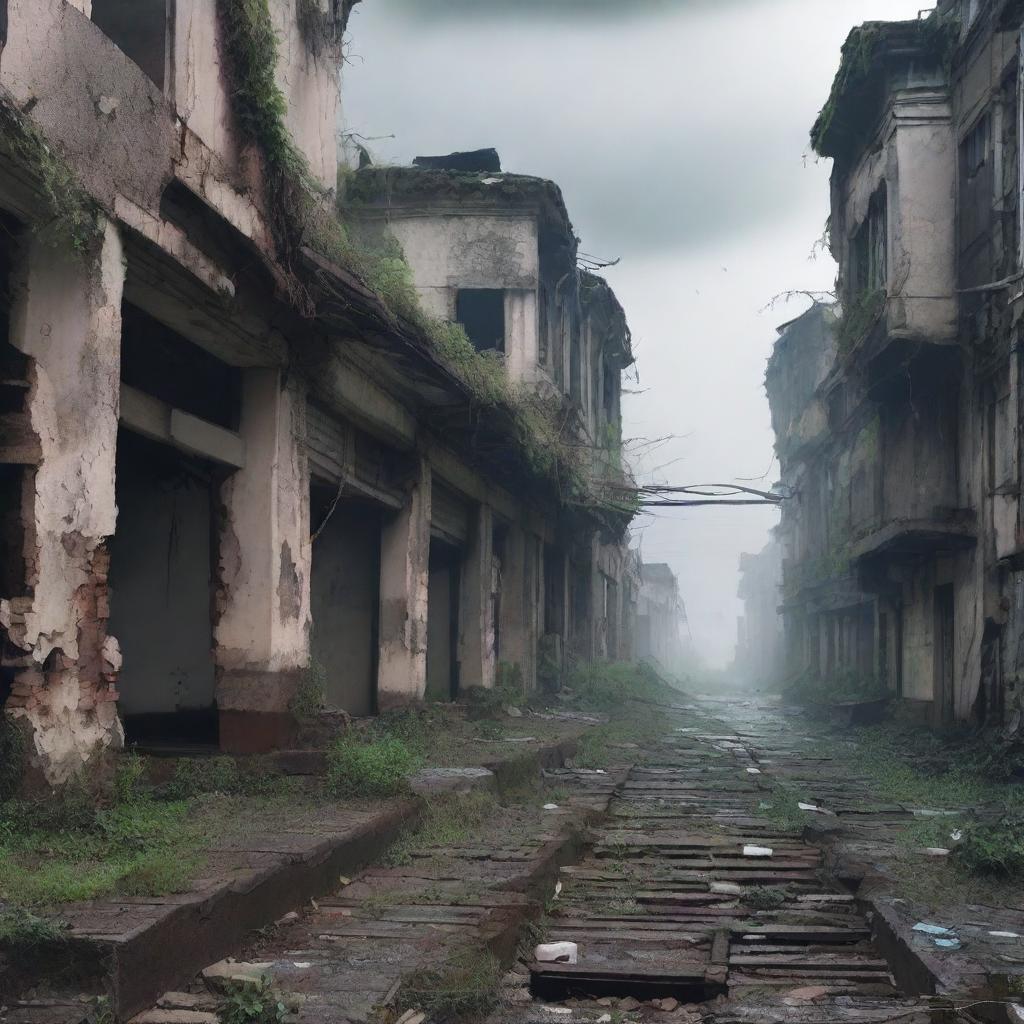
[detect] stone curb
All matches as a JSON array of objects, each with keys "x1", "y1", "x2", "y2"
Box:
[{"x1": 0, "y1": 736, "x2": 583, "y2": 1021}]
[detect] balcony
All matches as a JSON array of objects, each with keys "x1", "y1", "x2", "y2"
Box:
[{"x1": 850, "y1": 509, "x2": 976, "y2": 566}]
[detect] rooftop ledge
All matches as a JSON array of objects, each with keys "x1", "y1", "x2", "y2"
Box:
[{"x1": 811, "y1": 16, "x2": 957, "y2": 162}]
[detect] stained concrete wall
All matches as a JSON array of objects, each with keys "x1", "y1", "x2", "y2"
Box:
[
  {"x1": 0, "y1": 222, "x2": 125, "y2": 781},
  {"x1": 215, "y1": 369, "x2": 311, "y2": 749},
  {"x1": 387, "y1": 214, "x2": 542, "y2": 383},
  {"x1": 839, "y1": 90, "x2": 957, "y2": 343}
]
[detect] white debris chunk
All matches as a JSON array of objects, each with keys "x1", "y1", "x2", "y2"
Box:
[
  {"x1": 543, "y1": 803, "x2": 560, "y2": 810},
  {"x1": 920, "y1": 847, "x2": 951, "y2": 857},
  {"x1": 535, "y1": 941, "x2": 578, "y2": 964},
  {"x1": 742, "y1": 845, "x2": 773, "y2": 858},
  {"x1": 745, "y1": 767, "x2": 762, "y2": 774},
  {"x1": 711, "y1": 881, "x2": 743, "y2": 895}
]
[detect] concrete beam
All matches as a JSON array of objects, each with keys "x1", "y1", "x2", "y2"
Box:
[{"x1": 120, "y1": 384, "x2": 246, "y2": 470}]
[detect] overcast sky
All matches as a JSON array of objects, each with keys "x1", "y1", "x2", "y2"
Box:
[{"x1": 342, "y1": 0, "x2": 927, "y2": 669}]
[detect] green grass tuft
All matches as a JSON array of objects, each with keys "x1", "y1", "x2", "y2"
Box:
[
  {"x1": 325, "y1": 735, "x2": 421, "y2": 799},
  {"x1": 396, "y1": 948, "x2": 502, "y2": 1021}
]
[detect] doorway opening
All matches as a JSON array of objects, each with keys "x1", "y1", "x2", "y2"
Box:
[
  {"x1": 109, "y1": 429, "x2": 219, "y2": 749},
  {"x1": 310, "y1": 490, "x2": 381, "y2": 717},
  {"x1": 426, "y1": 539, "x2": 461, "y2": 702}
]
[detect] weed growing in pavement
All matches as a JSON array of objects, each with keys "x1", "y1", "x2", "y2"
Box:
[
  {"x1": 160, "y1": 755, "x2": 298, "y2": 800},
  {"x1": 954, "y1": 816, "x2": 1024, "y2": 878},
  {"x1": 760, "y1": 783, "x2": 806, "y2": 833},
  {"x1": 744, "y1": 886, "x2": 789, "y2": 911},
  {"x1": 218, "y1": 977, "x2": 287, "y2": 1024},
  {"x1": 396, "y1": 948, "x2": 502, "y2": 1021},
  {"x1": 383, "y1": 791, "x2": 499, "y2": 867},
  {"x1": 0, "y1": 765, "x2": 201, "y2": 906},
  {"x1": 325, "y1": 735, "x2": 421, "y2": 798}
]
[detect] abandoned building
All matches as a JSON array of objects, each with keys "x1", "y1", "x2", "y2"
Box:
[
  {"x1": 771, "y1": 0, "x2": 1024, "y2": 725},
  {"x1": 734, "y1": 538, "x2": 784, "y2": 688},
  {"x1": 634, "y1": 562, "x2": 689, "y2": 673},
  {"x1": 0, "y1": 0, "x2": 638, "y2": 782}
]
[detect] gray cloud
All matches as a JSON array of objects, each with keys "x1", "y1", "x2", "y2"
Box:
[{"x1": 378, "y1": 0, "x2": 770, "y2": 20}]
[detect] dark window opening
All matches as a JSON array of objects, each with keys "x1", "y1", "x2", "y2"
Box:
[
  {"x1": 851, "y1": 187, "x2": 887, "y2": 297},
  {"x1": 456, "y1": 289, "x2": 505, "y2": 353},
  {"x1": 0, "y1": 0, "x2": 8, "y2": 50},
  {"x1": 121, "y1": 305, "x2": 241, "y2": 430},
  {"x1": 569, "y1": 315, "x2": 582, "y2": 404},
  {"x1": 310, "y1": 490, "x2": 381, "y2": 717},
  {"x1": 964, "y1": 114, "x2": 989, "y2": 178},
  {"x1": 538, "y1": 283, "x2": 549, "y2": 366},
  {"x1": 91, "y1": 0, "x2": 170, "y2": 90}
]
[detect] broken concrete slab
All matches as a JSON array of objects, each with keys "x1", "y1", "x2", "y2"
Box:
[{"x1": 408, "y1": 766, "x2": 496, "y2": 795}]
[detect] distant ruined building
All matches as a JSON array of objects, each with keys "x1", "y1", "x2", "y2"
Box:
[
  {"x1": 0, "y1": 0, "x2": 639, "y2": 782},
  {"x1": 635, "y1": 562, "x2": 689, "y2": 673},
  {"x1": 734, "y1": 538, "x2": 784, "y2": 688},
  {"x1": 771, "y1": 0, "x2": 1024, "y2": 727}
]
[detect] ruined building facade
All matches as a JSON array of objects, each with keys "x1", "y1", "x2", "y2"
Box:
[
  {"x1": 773, "y1": 0, "x2": 1024, "y2": 725},
  {"x1": 635, "y1": 563, "x2": 688, "y2": 673},
  {"x1": 734, "y1": 538, "x2": 784, "y2": 688},
  {"x1": 0, "y1": 0, "x2": 637, "y2": 781}
]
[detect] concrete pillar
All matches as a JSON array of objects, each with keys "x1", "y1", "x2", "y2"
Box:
[
  {"x1": 0, "y1": 221, "x2": 125, "y2": 782},
  {"x1": 377, "y1": 457, "x2": 431, "y2": 709},
  {"x1": 215, "y1": 369, "x2": 311, "y2": 752},
  {"x1": 458, "y1": 503, "x2": 495, "y2": 691}
]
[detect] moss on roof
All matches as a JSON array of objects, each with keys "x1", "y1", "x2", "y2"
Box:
[
  {"x1": 345, "y1": 165, "x2": 575, "y2": 242},
  {"x1": 810, "y1": 14, "x2": 958, "y2": 161}
]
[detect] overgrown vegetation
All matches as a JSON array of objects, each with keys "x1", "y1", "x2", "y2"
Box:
[
  {"x1": 218, "y1": 977, "x2": 287, "y2": 1024},
  {"x1": 395, "y1": 948, "x2": 503, "y2": 1022},
  {"x1": 383, "y1": 791, "x2": 499, "y2": 868},
  {"x1": 811, "y1": 13, "x2": 959, "y2": 158},
  {"x1": 325, "y1": 735, "x2": 421, "y2": 798},
  {"x1": 0, "y1": 95, "x2": 100, "y2": 256},
  {"x1": 782, "y1": 667, "x2": 886, "y2": 706},
  {"x1": 0, "y1": 757, "x2": 200, "y2": 906},
  {"x1": 954, "y1": 816, "x2": 1024, "y2": 878},
  {"x1": 835, "y1": 288, "x2": 886, "y2": 353},
  {"x1": 565, "y1": 661, "x2": 685, "y2": 769}
]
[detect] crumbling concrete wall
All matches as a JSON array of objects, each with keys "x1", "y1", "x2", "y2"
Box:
[{"x1": 0, "y1": 222, "x2": 125, "y2": 781}]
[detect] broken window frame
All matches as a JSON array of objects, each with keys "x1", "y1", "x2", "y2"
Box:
[
  {"x1": 850, "y1": 187, "x2": 888, "y2": 298},
  {"x1": 964, "y1": 113, "x2": 990, "y2": 180},
  {"x1": 455, "y1": 288, "x2": 506, "y2": 354}
]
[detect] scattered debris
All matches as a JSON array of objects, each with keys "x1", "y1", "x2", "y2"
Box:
[
  {"x1": 534, "y1": 942, "x2": 578, "y2": 965},
  {"x1": 742, "y1": 844, "x2": 773, "y2": 857}
]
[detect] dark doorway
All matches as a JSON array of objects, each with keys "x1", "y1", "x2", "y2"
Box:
[
  {"x1": 935, "y1": 583, "x2": 956, "y2": 725},
  {"x1": 310, "y1": 492, "x2": 381, "y2": 717},
  {"x1": 456, "y1": 289, "x2": 505, "y2": 352},
  {"x1": 109, "y1": 430, "x2": 219, "y2": 748},
  {"x1": 426, "y1": 539, "x2": 461, "y2": 702}
]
